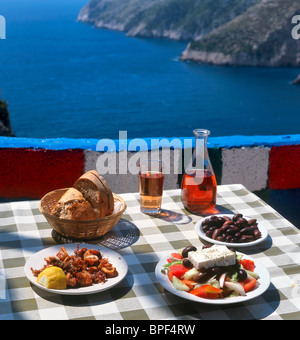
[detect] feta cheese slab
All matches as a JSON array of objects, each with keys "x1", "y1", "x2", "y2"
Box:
[{"x1": 188, "y1": 245, "x2": 236, "y2": 270}]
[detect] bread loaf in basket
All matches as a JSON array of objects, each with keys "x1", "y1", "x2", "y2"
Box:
[{"x1": 39, "y1": 171, "x2": 126, "y2": 240}]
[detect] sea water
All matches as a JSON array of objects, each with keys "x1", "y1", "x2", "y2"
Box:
[{"x1": 0, "y1": 0, "x2": 299, "y2": 139}]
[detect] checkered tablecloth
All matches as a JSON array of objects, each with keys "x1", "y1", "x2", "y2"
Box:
[{"x1": 0, "y1": 184, "x2": 300, "y2": 320}]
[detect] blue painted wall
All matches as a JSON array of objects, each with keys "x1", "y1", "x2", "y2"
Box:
[{"x1": 0, "y1": 134, "x2": 299, "y2": 151}]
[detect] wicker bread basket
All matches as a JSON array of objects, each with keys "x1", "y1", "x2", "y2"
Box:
[{"x1": 39, "y1": 188, "x2": 127, "y2": 240}]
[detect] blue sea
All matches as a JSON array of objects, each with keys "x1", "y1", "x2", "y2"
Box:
[{"x1": 0, "y1": 0, "x2": 300, "y2": 140}]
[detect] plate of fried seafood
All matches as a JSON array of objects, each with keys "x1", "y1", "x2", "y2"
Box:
[{"x1": 24, "y1": 244, "x2": 128, "y2": 295}]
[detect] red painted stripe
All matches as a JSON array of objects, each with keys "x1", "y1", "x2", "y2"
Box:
[
  {"x1": 269, "y1": 145, "x2": 300, "y2": 190},
  {"x1": 0, "y1": 148, "x2": 84, "y2": 198}
]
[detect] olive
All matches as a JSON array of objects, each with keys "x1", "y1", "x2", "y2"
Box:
[
  {"x1": 212, "y1": 229, "x2": 221, "y2": 240},
  {"x1": 226, "y1": 228, "x2": 233, "y2": 235},
  {"x1": 201, "y1": 221, "x2": 208, "y2": 228},
  {"x1": 235, "y1": 232, "x2": 242, "y2": 239},
  {"x1": 240, "y1": 227, "x2": 253, "y2": 235},
  {"x1": 203, "y1": 218, "x2": 212, "y2": 227},
  {"x1": 244, "y1": 235, "x2": 255, "y2": 242},
  {"x1": 211, "y1": 267, "x2": 223, "y2": 276},
  {"x1": 223, "y1": 220, "x2": 234, "y2": 227},
  {"x1": 247, "y1": 219, "x2": 257, "y2": 226},
  {"x1": 220, "y1": 225, "x2": 230, "y2": 232},
  {"x1": 202, "y1": 225, "x2": 210, "y2": 233},
  {"x1": 236, "y1": 218, "x2": 248, "y2": 228},
  {"x1": 232, "y1": 214, "x2": 243, "y2": 222},
  {"x1": 205, "y1": 230, "x2": 213, "y2": 238},
  {"x1": 216, "y1": 217, "x2": 226, "y2": 227},
  {"x1": 237, "y1": 269, "x2": 248, "y2": 282},
  {"x1": 223, "y1": 216, "x2": 231, "y2": 221},
  {"x1": 193, "y1": 272, "x2": 211, "y2": 283},
  {"x1": 182, "y1": 258, "x2": 193, "y2": 268},
  {"x1": 231, "y1": 226, "x2": 240, "y2": 233},
  {"x1": 202, "y1": 245, "x2": 212, "y2": 249},
  {"x1": 240, "y1": 235, "x2": 249, "y2": 243},
  {"x1": 216, "y1": 236, "x2": 225, "y2": 242},
  {"x1": 225, "y1": 235, "x2": 233, "y2": 243},
  {"x1": 182, "y1": 246, "x2": 197, "y2": 258},
  {"x1": 254, "y1": 229, "x2": 262, "y2": 239}
]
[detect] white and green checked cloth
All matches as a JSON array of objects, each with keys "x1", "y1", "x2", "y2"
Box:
[{"x1": 0, "y1": 184, "x2": 300, "y2": 320}]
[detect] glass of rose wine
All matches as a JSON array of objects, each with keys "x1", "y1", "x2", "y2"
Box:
[{"x1": 139, "y1": 160, "x2": 164, "y2": 215}]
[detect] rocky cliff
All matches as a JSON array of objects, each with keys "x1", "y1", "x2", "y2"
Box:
[
  {"x1": 292, "y1": 74, "x2": 300, "y2": 84},
  {"x1": 79, "y1": 0, "x2": 300, "y2": 67},
  {"x1": 78, "y1": 0, "x2": 259, "y2": 41},
  {"x1": 0, "y1": 100, "x2": 14, "y2": 137},
  {"x1": 181, "y1": 0, "x2": 300, "y2": 67}
]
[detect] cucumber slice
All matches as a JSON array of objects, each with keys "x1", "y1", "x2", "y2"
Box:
[
  {"x1": 172, "y1": 276, "x2": 190, "y2": 292},
  {"x1": 182, "y1": 267, "x2": 199, "y2": 280},
  {"x1": 236, "y1": 254, "x2": 243, "y2": 262},
  {"x1": 163, "y1": 260, "x2": 182, "y2": 268},
  {"x1": 245, "y1": 270, "x2": 260, "y2": 280}
]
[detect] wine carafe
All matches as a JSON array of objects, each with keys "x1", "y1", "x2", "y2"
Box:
[{"x1": 181, "y1": 129, "x2": 217, "y2": 214}]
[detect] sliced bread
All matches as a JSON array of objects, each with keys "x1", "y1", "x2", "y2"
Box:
[
  {"x1": 74, "y1": 171, "x2": 111, "y2": 218},
  {"x1": 89, "y1": 170, "x2": 114, "y2": 216}
]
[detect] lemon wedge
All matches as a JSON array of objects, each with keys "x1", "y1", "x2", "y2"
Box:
[{"x1": 37, "y1": 266, "x2": 67, "y2": 290}]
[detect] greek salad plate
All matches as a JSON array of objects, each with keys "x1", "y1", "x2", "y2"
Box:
[{"x1": 155, "y1": 250, "x2": 271, "y2": 305}]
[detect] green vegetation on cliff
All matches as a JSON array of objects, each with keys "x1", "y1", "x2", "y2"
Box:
[{"x1": 182, "y1": 0, "x2": 300, "y2": 66}]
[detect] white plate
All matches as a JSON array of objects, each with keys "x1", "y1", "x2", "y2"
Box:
[
  {"x1": 195, "y1": 214, "x2": 269, "y2": 248},
  {"x1": 24, "y1": 244, "x2": 128, "y2": 295},
  {"x1": 155, "y1": 250, "x2": 271, "y2": 305}
]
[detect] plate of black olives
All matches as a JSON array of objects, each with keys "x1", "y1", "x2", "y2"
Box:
[{"x1": 195, "y1": 214, "x2": 269, "y2": 248}]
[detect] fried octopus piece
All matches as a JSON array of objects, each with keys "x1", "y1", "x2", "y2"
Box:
[
  {"x1": 102, "y1": 267, "x2": 118, "y2": 278},
  {"x1": 76, "y1": 271, "x2": 93, "y2": 287},
  {"x1": 84, "y1": 249, "x2": 102, "y2": 266},
  {"x1": 91, "y1": 270, "x2": 107, "y2": 283},
  {"x1": 56, "y1": 246, "x2": 69, "y2": 261},
  {"x1": 31, "y1": 264, "x2": 48, "y2": 276},
  {"x1": 98, "y1": 258, "x2": 110, "y2": 268},
  {"x1": 98, "y1": 258, "x2": 118, "y2": 278},
  {"x1": 66, "y1": 273, "x2": 77, "y2": 288},
  {"x1": 44, "y1": 256, "x2": 61, "y2": 266},
  {"x1": 71, "y1": 256, "x2": 87, "y2": 273},
  {"x1": 74, "y1": 246, "x2": 87, "y2": 258}
]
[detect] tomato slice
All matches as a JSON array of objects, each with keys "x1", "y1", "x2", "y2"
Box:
[
  {"x1": 239, "y1": 259, "x2": 255, "y2": 272},
  {"x1": 190, "y1": 285, "x2": 223, "y2": 299},
  {"x1": 171, "y1": 253, "x2": 183, "y2": 260},
  {"x1": 168, "y1": 271, "x2": 174, "y2": 283},
  {"x1": 181, "y1": 279, "x2": 196, "y2": 290},
  {"x1": 241, "y1": 279, "x2": 257, "y2": 293},
  {"x1": 169, "y1": 264, "x2": 189, "y2": 279}
]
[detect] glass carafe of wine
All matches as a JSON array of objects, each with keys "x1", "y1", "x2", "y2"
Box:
[{"x1": 181, "y1": 129, "x2": 217, "y2": 214}]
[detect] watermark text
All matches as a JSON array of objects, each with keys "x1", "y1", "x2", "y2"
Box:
[
  {"x1": 292, "y1": 15, "x2": 300, "y2": 40},
  {"x1": 0, "y1": 15, "x2": 6, "y2": 40},
  {"x1": 95, "y1": 131, "x2": 205, "y2": 183}
]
